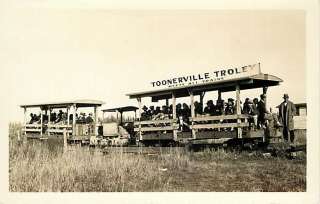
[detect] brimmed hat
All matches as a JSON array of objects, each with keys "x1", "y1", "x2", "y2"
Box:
[
  {"x1": 207, "y1": 100, "x2": 213, "y2": 104},
  {"x1": 247, "y1": 99, "x2": 253, "y2": 104},
  {"x1": 142, "y1": 105, "x2": 148, "y2": 110},
  {"x1": 260, "y1": 94, "x2": 266, "y2": 99},
  {"x1": 283, "y1": 94, "x2": 289, "y2": 99},
  {"x1": 228, "y1": 98, "x2": 234, "y2": 101}
]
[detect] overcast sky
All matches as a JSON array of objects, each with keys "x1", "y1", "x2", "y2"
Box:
[{"x1": 0, "y1": 9, "x2": 305, "y2": 121}]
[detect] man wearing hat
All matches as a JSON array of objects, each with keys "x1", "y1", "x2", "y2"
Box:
[
  {"x1": 278, "y1": 94, "x2": 296, "y2": 143},
  {"x1": 141, "y1": 106, "x2": 149, "y2": 120},
  {"x1": 204, "y1": 100, "x2": 215, "y2": 116},
  {"x1": 86, "y1": 113, "x2": 94, "y2": 123},
  {"x1": 257, "y1": 94, "x2": 268, "y2": 128},
  {"x1": 225, "y1": 98, "x2": 235, "y2": 115}
]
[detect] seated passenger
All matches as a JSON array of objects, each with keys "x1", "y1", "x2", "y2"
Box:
[
  {"x1": 36, "y1": 113, "x2": 41, "y2": 124},
  {"x1": 29, "y1": 113, "x2": 35, "y2": 124},
  {"x1": 225, "y1": 98, "x2": 235, "y2": 115},
  {"x1": 152, "y1": 106, "x2": 169, "y2": 120},
  {"x1": 51, "y1": 112, "x2": 57, "y2": 123},
  {"x1": 55, "y1": 110, "x2": 63, "y2": 123},
  {"x1": 140, "y1": 106, "x2": 149, "y2": 120},
  {"x1": 162, "y1": 105, "x2": 169, "y2": 115},
  {"x1": 243, "y1": 99, "x2": 258, "y2": 129},
  {"x1": 176, "y1": 103, "x2": 183, "y2": 131},
  {"x1": 86, "y1": 113, "x2": 94, "y2": 123},
  {"x1": 181, "y1": 103, "x2": 191, "y2": 130},
  {"x1": 176, "y1": 103, "x2": 182, "y2": 117},
  {"x1": 215, "y1": 99, "x2": 225, "y2": 115},
  {"x1": 168, "y1": 105, "x2": 173, "y2": 116},
  {"x1": 204, "y1": 100, "x2": 215, "y2": 116},
  {"x1": 243, "y1": 98, "x2": 251, "y2": 114},
  {"x1": 43, "y1": 114, "x2": 49, "y2": 124},
  {"x1": 62, "y1": 112, "x2": 68, "y2": 123},
  {"x1": 149, "y1": 106, "x2": 155, "y2": 116},
  {"x1": 194, "y1": 101, "x2": 203, "y2": 116},
  {"x1": 154, "y1": 106, "x2": 161, "y2": 115},
  {"x1": 182, "y1": 103, "x2": 191, "y2": 118},
  {"x1": 253, "y1": 98, "x2": 259, "y2": 127},
  {"x1": 80, "y1": 112, "x2": 87, "y2": 123},
  {"x1": 69, "y1": 114, "x2": 73, "y2": 123}
]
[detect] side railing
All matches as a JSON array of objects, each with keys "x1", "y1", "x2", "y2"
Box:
[
  {"x1": 134, "y1": 118, "x2": 179, "y2": 132},
  {"x1": 47, "y1": 124, "x2": 73, "y2": 134},
  {"x1": 23, "y1": 124, "x2": 42, "y2": 133},
  {"x1": 74, "y1": 124, "x2": 95, "y2": 136},
  {"x1": 190, "y1": 114, "x2": 250, "y2": 130}
]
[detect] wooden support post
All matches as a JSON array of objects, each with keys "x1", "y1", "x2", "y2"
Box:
[
  {"x1": 190, "y1": 90, "x2": 196, "y2": 139},
  {"x1": 165, "y1": 98, "x2": 169, "y2": 107},
  {"x1": 263, "y1": 86, "x2": 268, "y2": 110},
  {"x1": 137, "y1": 98, "x2": 142, "y2": 141},
  {"x1": 218, "y1": 90, "x2": 222, "y2": 133},
  {"x1": 120, "y1": 111, "x2": 123, "y2": 125},
  {"x1": 94, "y1": 106, "x2": 98, "y2": 136},
  {"x1": 67, "y1": 106, "x2": 70, "y2": 125},
  {"x1": 72, "y1": 104, "x2": 76, "y2": 136},
  {"x1": 218, "y1": 90, "x2": 222, "y2": 100},
  {"x1": 40, "y1": 108, "x2": 43, "y2": 137},
  {"x1": 48, "y1": 108, "x2": 51, "y2": 136},
  {"x1": 262, "y1": 86, "x2": 268, "y2": 143},
  {"x1": 172, "y1": 92, "x2": 177, "y2": 141},
  {"x1": 200, "y1": 92, "x2": 205, "y2": 112},
  {"x1": 23, "y1": 107, "x2": 27, "y2": 136},
  {"x1": 115, "y1": 110, "x2": 119, "y2": 122},
  {"x1": 63, "y1": 128, "x2": 67, "y2": 153},
  {"x1": 236, "y1": 84, "x2": 242, "y2": 138}
]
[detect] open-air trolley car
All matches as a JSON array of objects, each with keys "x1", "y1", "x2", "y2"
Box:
[{"x1": 20, "y1": 67, "x2": 296, "y2": 150}]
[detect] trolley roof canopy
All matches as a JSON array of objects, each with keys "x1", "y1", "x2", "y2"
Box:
[
  {"x1": 20, "y1": 99, "x2": 105, "y2": 109},
  {"x1": 102, "y1": 106, "x2": 138, "y2": 113},
  {"x1": 127, "y1": 73, "x2": 283, "y2": 101}
]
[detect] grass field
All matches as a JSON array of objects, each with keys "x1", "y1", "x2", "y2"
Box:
[{"x1": 9, "y1": 123, "x2": 306, "y2": 192}]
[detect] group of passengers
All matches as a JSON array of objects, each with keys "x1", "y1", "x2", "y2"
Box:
[
  {"x1": 140, "y1": 94, "x2": 269, "y2": 130},
  {"x1": 28, "y1": 110, "x2": 94, "y2": 125}
]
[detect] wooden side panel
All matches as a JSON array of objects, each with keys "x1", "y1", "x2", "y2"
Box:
[
  {"x1": 134, "y1": 119, "x2": 177, "y2": 125},
  {"x1": 140, "y1": 132, "x2": 173, "y2": 141},
  {"x1": 47, "y1": 129, "x2": 73, "y2": 133},
  {"x1": 191, "y1": 122, "x2": 249, "y2": 129},
  {"x1": 195, "y1": 130, "x2": 237, "y2": 139},
  {"x1": 190, "y1": 114, "x2": 249, "y2": 122},
  {"x1": 134, "y1": 125, "x2": 179, "y2": 132}
]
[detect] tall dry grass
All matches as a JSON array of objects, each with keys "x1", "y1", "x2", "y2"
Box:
[{"x1": 9, "y1": 123, "x2": 306, "y2": 192}]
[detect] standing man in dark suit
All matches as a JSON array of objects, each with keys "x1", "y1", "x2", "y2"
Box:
[
  {"x1": 278, "y1": 94, "x2": 296, "y2": 143},
  {"x1": 257, "y1": 94, "x2": 268, "y2": 128}
]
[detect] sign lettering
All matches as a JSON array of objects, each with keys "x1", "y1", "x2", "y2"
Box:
[{"x1": 150, "y1": 63, "x2": 261, "y2": 88}]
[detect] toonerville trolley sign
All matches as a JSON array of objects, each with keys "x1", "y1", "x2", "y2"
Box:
[{"x1": 150, "y1": 63, "x2": 261, "y2": 88}]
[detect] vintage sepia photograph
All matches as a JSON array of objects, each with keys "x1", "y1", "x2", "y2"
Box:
[{"x1": 0, "y1": 0, "x2": 319, "y2": 203}]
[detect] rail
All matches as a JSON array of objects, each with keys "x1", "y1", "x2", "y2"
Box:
[
  {"x1": 134, "y1": 118, "x2": 178, "y2": 125},
  {"x1": 23, "y1": 124, "x2": 42, "y2": 132},
  {"x1": 134, "y1": 118, "x2": 178, "y2": 132},
  {"x1": 134, "y1": 125, "x2": 179, "y2": 132},
  {"x1": 190, "y1": 114, "x2": 249, "y2": 122},
  {"x1": 190, "y1": 114, "x2": 250, "y2": 130}
]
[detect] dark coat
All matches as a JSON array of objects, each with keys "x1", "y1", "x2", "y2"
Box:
[
  {"x1": 278, "y1": 101, "x2": 296, "y2": 131},
  {"x1": 257, "y1": 100, "x2": 267, "y2": 122}
]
